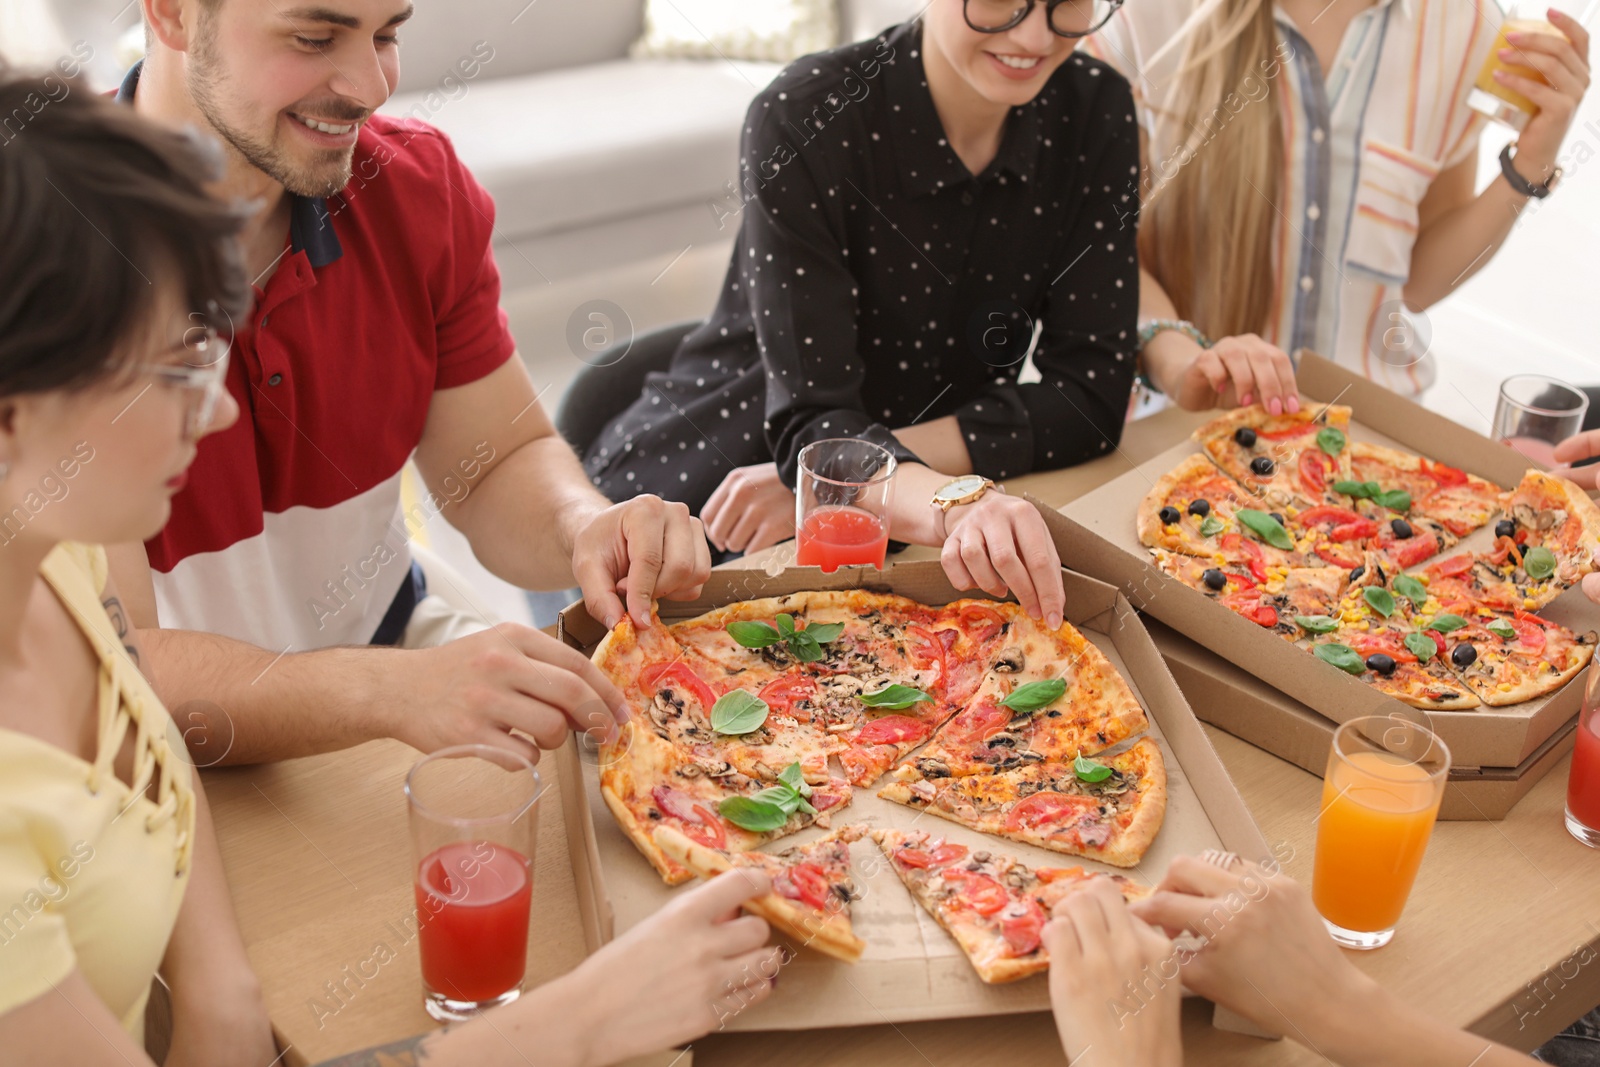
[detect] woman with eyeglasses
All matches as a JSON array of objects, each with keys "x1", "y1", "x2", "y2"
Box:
[
  {"x1": 586, "y1": 0, "x2": 1138, "y2": 625},
  {"x1": 0, "y1": 70, "x2": 789, "y2": 1067},
  {"x1": 1080, "y1": 0, "x2": 1590, "y2": 412}
]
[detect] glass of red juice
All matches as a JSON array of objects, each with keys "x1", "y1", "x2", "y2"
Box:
[
  {"x1": 1494, "y1": 375, "x2": 1588, "y2": 468},
  {"x1": 406, "y1": 744, "x2": 542, "y2": 1021},
  {"x1": 1567, "y1": 662, "x2": 1600, "y2": 848},
  {"x1": 795, "y1": 438, "x2": 896, "y2": 572}
]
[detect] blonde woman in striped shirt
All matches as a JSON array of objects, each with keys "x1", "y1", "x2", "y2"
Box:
[{"x1": 1082, "y1": 0, "x2": 1590, "y2": 412}]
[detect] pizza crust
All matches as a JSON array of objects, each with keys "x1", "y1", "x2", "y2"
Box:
[
  {"x1": 653, "y1": 825, "x2": 867, "y2": 962},
  {"x1": 600, "y1": 724, "x2": 695, "y2": 886}
]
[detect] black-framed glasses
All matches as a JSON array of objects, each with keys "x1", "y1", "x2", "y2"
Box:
[{"x1": 963, "y1": 0, "x2": 1124, "y2": 38}]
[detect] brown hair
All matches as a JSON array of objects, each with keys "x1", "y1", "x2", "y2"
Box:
[
  {"x1": 1138, "y1": 0, "x2": 1283, "y2": 341},
  {"x1": 0, "y1": 64, "x2": 250, "y2": 397}
]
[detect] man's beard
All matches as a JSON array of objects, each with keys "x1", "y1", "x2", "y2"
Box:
[{"x1": 187, "y1": 31, "x2": 358, "y2": 198}]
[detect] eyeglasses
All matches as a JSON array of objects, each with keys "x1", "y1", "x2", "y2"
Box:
[
  {"x1": 963, "y1": 0, "x2": 1124, "y2": 38},
  {"x1": 136, "y1": 327, "x2": 232, "y2": 440}
]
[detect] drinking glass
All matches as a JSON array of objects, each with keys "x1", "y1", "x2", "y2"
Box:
[
  {"x1": 1467, "y1": 3, "x2": 1575, "y2": 131},
  {"x1": 1312, "y1": 716, "x2": 1449, "y2": 949},
  {"x1": 406, "y1": 744, "x2": 541, "y2": 1021},
  {"x1": 795, "y1": 438, "x2": 896, "y2": 572},
  {"x1": 1567, "y1": 661, "x2": 1600, "y2": 847},
  {"x1": 1494, "y1": 375, "x2": 1588, "y2": 467}
]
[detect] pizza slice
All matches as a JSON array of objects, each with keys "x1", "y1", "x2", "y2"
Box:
[
  {"x1": 1192, "y1": 403, "x2": 1354, "y2": 509},
  {"x1": 1347, "y1": 441, "x2": 1501, "y2": 537},
  {"x1": 653, "y1": 824, "x2": 867, "y2": 962},
  {"x1": 1153, "y1": 551, "x2": 1345, "y2": 641},
  {"x1": 1426, "y1": 611, "x2": 1597, "y2": 707},
  {"x1": 1137, "y1": 453, "x2": 1280, "y2": 557},
  {"x1": 913, "y1": 619, "x2": 1147, "y2": 776},
  {"x1": 871, "y1": 828, "x2": 1150, "y2": 984},
  {"x1": 879, "y1": 737, "x2": 1167, "y2": 867},
  {"x1": 1297, "y1": 614, "x2": 1480, "y2": 710},
  {"x1": 1415, "y1": 552, "x2": 1525, "y2": 615},
  {"x1": 1484, "y1": 470, "x2": 1600, "y2": 606},
  {"x1": 599, "y1": 723, "x2": 851, "y2": 885}
]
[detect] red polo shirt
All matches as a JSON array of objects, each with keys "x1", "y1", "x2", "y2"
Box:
[{"x1": 122, "y1": 65, "x2": 517, "y2": 650}]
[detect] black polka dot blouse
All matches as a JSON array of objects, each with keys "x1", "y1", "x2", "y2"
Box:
[{"x1": 585, "y1": 19, "x2": 1141, "y2": 512}]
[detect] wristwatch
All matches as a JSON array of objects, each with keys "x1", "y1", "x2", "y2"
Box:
[
  {"x1": 931, "y1": 475, "x2": 998, "y2": 537},
  {"x1": 1500, "y1": 143, "x2": 1561, "y2": 199}
]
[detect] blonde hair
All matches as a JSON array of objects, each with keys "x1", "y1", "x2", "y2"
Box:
[{"x1": 1139, "y1": 0, "x2": 1284, "y2": 341}]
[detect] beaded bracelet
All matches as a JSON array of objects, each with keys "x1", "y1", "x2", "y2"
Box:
[{"x1": 1137, "y1": 318, "x2": 1212, "y2": 352}]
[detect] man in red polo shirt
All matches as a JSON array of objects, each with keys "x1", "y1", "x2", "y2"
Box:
[{"x1": 108, "y1": 0, "x2": 711, "y2": 764}]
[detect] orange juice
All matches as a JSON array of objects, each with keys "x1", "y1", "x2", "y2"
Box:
[
  {"x1": 1473, "y1": 19, "x2": 1567, "y2": 117},
  {"x1": 1313, "y1": 750, "x2": 1443, "y2": 934}
]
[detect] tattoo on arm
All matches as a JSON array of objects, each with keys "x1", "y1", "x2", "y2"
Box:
[
  {"x1": 102, "y1": 596, "x2": 139, "y2": 666},
  {"x1": 310, "y1": 1031, "x2": 439, "y2": 1066}
]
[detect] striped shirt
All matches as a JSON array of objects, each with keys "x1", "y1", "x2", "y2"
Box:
[{"x1": 1084, "y1": 0, "x2": 1504, "y2": 396}]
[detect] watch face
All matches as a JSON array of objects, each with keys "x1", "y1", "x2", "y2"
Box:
[{"x1": 936, "y1": 475, "x2": 988, "y2": 502}]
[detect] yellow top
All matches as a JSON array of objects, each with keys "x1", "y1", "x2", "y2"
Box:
[{"x1": 0, "y1": 543, "x2": 195, "y2": 1041}]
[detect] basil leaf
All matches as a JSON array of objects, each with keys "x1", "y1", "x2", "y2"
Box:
[
  {"x1": 859, "y1": 684, "x2": 931, "y2": 710},
  {"x1": 777, "y1": 761, "x2": 810, "y2": 795},
  {"x1": 1314, "y1": 642, "x2": 1367, "y2": 675},
  {"x1": 1392, "y1": 575, "x2": 1428, "y2": 607},
  {"x1": 1074, "y1": 753, "x2": 1113, "y2": 783},
  {"x1": 775, "y1": 613, "x2": 797, "y2": 637},
  {"x1": 787, "y1": 631, "x2": 825, "y2": 663},
  {"x1": 1317, "y1": 426, "x2": 1347, "y2": 456},
  {"x1": 1237, "y1": 508, "x2": 1294, "y2": 551},
  {"x1": 1428, "y1": 613, "x2": 1468, "y2": 635},
  {"x1": 1333, "y1": 479, "x2": 1373, "y2": 499},
  {"x1": 1294, "y1": 614, "x2": 1340, "y2": 634},
  {"x1": 1364, "y1": 481, "x2": 1382, "y2": 497},
  {"x1": 1199, "y1": 515, "x2": 1225, "y2": 538},
  {"x1": 795, "y1": 794, "x2": 817, "y2": 816},
  {"x1": 751, "y1": 784, "x2": 802, "y2": 816},
  {"x1": 802, "y1": 621, "x2": 846, "y2": 644},
  {"x1": 1363, "y1": 587, "x2": 1396, "y2": 618},
  {"x1": 999, "y1": 678, "x2": 1068, "y2": 714},
  {"x1": 727, "y1": 620, "x2": 784, "y2": 648},
  {"x1": 1523, "y1": 546, "x2": 1557, "y2": 580},
  {"x1": 1404, "y1": 632, "x2": 1440, "y2": 661},
  {"x1": 1374, "y1": 489, "x2": 1412, "y2": 513},
  {"x1": 718, "y1": 796, "x2": 790, "y2": 832},
  {"x1": 1487, "y1": 619, "x2": 1517, "y2": 640},
  {"x1": 710, "y1": 690, "x2": 769, "y2": 735}
]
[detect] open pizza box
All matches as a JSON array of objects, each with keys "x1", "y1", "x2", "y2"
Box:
[
  {"x1": 556, "y1": 552, "x2": 1273, "y2": 1036},
  {"x1": 1146, "y1": 618, "x2": 1578, "y2": 821},
  {"x1": 1054, "y1": 351, "x2": 1600, "y2": 780}
]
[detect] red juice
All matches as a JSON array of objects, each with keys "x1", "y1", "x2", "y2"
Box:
[
  {"x1": 1568, "y1": 714, "x2": 1600, "y2": 832},
  {"x1": 415, "y1": 840, "x2": 532, "y2": 1002},
  {"x1": 796, "y1": 505, "x2": 889, "y2": 572}
]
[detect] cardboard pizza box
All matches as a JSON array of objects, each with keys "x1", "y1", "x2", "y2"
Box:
[
  {"x1": 556, "y1": 555, "x2": 1272, "y2": 1035},
  {"x1": 1052, "y1": 351, "x2": 1600, "y2": 772},
  {"x1": 1146, "y1": 618, "x2": 1577, "y2": 821}
]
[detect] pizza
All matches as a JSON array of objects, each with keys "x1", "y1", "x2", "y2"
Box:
[
  {"x1": 872, "y1": 828, "x2": 1150, "y2": 984},
  {"x1": 653, "y1": 824, "x2": 867, "y2": 962},
  {"x1": 595, "y1": 592, "x2": 1167, "y2": 888},
  {"x1": 880, "y1": 737, "x2": 1167, "y2": 867},
  {"x1": 1191, "y1": 403, "x2": 1354, "y2": 509},
  {"x1": 1145, "y1": 407, "x2": 1600, "y2": 710}
]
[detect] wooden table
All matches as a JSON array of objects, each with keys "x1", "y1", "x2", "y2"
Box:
[{"x1": 208, "y1": 408, "x2": 1600, "y2": 1066}]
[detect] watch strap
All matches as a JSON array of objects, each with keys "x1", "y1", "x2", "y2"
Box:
[{"x1": 1500, "y1": 143, "x2": 1558, "y2": 199}]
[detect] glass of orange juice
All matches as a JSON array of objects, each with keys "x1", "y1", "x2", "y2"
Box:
[
  {"x1": 1467, "y1": 3, "x2": 1573, "y2": 131},
  {"x1": 1312, "y1": 715, "x2": 1450, "y2": 950}
]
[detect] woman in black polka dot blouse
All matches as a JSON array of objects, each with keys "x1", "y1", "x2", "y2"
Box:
[{"x1": 585, "y1": 0, "x2": 1139, "y2": 624}]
